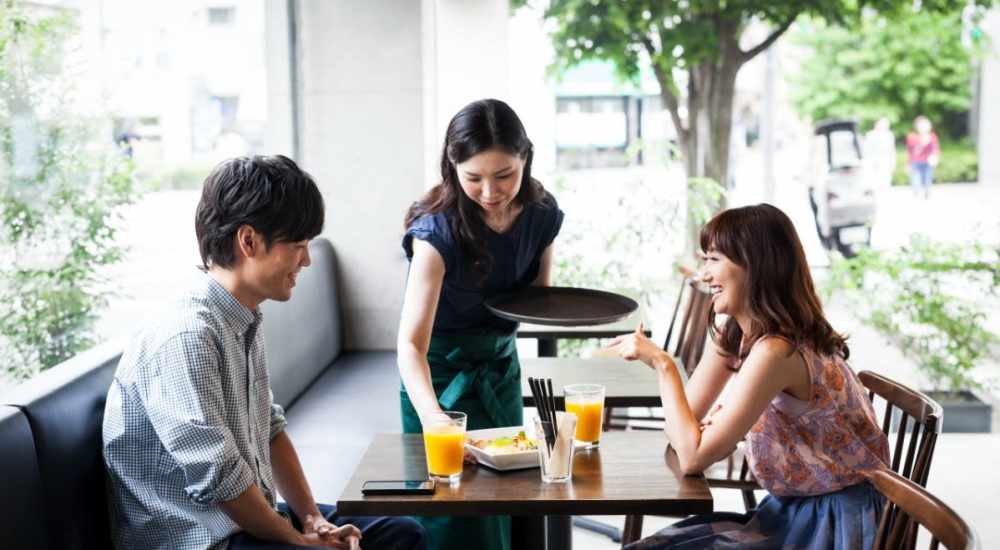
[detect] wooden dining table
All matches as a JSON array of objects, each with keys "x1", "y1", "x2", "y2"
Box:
[{"x1": 336, "y1": 431, "x2": 713, "y2": 550}]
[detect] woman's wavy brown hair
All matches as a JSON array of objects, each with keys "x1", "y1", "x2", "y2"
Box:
[{"x1": 700, "y1": 203, "x2": 849, "y2": 365}]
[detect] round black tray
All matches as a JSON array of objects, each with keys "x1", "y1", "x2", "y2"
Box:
[{"x1": 485, "y1": 286, "x2": 638, "y2": 327}]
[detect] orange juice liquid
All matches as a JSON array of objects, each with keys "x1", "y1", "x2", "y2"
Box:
[
  {"x1": 423, "y1": 427, "x2": 465, "y2": 477},
  {"x1": 566, "y1": 401, "x2": 603, "y2": 442}
]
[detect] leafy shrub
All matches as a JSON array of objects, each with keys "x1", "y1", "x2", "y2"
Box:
[
  {"x1": 827, "y1": 236, "x2": 1000, "y2": 393},
  {"x1": 0, "y1": 3, "x2": 137, "y2": 382}
]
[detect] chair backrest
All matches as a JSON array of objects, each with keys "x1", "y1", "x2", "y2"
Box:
[
  {"x1": 262, "y1": 237, "x2": 344, "y2": 408},
  {"x1": 858, "y1": 371, "x2": 942, "y2": 487},
  {"x1": 0, "y1": 406, "x2": 47, "y2": 550},
  {"x1": 867, "y1": 469, "x2": 978, "y2": 550},
  {"x1": 5, "y1": 342, "x2": 122, "y2": 550},
  {"x1": 663, "y1": 278, "x2": 713, "y2": 375}
]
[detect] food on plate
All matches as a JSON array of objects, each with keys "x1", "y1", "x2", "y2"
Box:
[{"x1": 468, "y1": 431, "x2": 538, "y2": 454}]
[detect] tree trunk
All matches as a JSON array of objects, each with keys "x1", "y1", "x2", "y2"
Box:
[
  {"x1": 667, "y1": 45, "x2": 741, "y2": 190},
  {"x1": 655, "y1": 14, "x2": 797, "y2": 189}
]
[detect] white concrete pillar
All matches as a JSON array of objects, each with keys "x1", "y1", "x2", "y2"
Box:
[
  {"x1": 423, "y1": 0, "x2": 512, "y2": 185},
  {"x1": 265, "y1": 0, "x2": 511, "y2": 349},
  {"x1": 264, "y1": 0, "x2": 295, "y2": 157},
  {"x1": 978, "y1": 10, "x2": 1000, "y2": 185},
  {"x1": 508, "y1": 3, "x2": 558, "y2": 177}
]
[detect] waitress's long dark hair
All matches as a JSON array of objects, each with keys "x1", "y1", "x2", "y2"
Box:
[
  {"x1": 701, "y1": 204, "x2": 849, "y2": 366},
  {"x1": 404, "y1": 99, "x2": 551, "y2": 283}
]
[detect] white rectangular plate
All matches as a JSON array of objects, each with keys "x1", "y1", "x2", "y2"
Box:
[{"x1": 465, "y1": 427, "x2": 540, "y2": 471}]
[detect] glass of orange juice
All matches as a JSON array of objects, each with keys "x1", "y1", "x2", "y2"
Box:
[
  {"x1": 564, "y1": 384, "x2": 605, "y2": 449},
  {"x1": 421, "y1": 411, "x2": 467, "y2": 484}
]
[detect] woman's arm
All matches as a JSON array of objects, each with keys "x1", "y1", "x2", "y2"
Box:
[
  {"x1": 610, "y1": 330, "x2": 803, "y2": 475},
  {"x1": 396, "y1": 239, "x2": 446, "y2": 421},
  {"x1": 533, "y1": 244, "x2": 554, "y2": 286},
  {"x1": 683, "y1": 338, "x2": 736, "y2": 421}
]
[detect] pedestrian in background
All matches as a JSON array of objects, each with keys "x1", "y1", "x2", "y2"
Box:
[
  {"x1": 905, "y1": 115, "x2": 939, "y2": 199},
  {"x1": 864, "y1": 117, "x2": 896, "y2": 192}
]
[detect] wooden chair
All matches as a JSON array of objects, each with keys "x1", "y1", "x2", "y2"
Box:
[
  {"x1": 867, "y1": 468, "x2": 979, "y2": 550},
  {"x1": 606, "y1": 278, "x2": 711, "y2": 429},
  {"x1": 620, "y1": 371, "x2": 946, "y2": 546},
  {"x1": 859, "y1": 371, "x2": 942, "y2": 488},
  {"x1": 664, "y1": 277, "x2": 713, "y2": 376}
]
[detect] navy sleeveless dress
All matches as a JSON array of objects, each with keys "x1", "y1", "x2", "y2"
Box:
[{"x1": 400, "y1": 194, "x2": 564, "y2": 550}]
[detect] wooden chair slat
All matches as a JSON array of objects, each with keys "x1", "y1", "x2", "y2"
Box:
[
  {"x1": 892, "y1": 414, "x2": 909, "y2": 473},
  {"x1": 868, "y1": 469, "x2": 978, "y2": 550},
  {"x1": 883, "y1": 402, "x2": 895, "y2": 437},
  {"x1": 901, "y1": 422, "x2": 922, "y2": 481}
]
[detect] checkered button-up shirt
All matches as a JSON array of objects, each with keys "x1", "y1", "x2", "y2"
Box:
[{"x1": 103, "y1": 274, "x2": 287, "y2": 550}]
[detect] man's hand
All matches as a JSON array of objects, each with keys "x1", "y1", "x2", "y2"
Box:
[{"x1": 301, "y1": 515, "x2": 361, "y2": 550}]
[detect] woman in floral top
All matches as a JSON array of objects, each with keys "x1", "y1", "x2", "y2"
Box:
[{"x1": 608, "y1": 203, "x2": 890, "y2": 549}]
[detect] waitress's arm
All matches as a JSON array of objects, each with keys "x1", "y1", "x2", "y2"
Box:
[
  {"x1": 532, "y1": 244, "x2": 555, "y2": 286},
  {"x1": 397, "y1": 239, "x2": 447, "y2": 420}
]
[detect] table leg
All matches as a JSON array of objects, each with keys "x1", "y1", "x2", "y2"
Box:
[
  {"x1": 512, "y1": 516, "x2": 546, "y2": 550},
  {"x1": 546, "y1": 515, "x2": 572, "y2": 549},
  {"x1": 538, "y1": 338, "x2": 558, "y2": 358},
  {"x1": 622, "y1": 515, "x2": 644, "y2": 545}
]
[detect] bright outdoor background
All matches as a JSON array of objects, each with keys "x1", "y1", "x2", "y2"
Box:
[{"x1": 2, "y1": 0, "x2": 999, "y2": 545}]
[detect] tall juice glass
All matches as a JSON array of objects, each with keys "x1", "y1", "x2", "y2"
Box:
[
  {"x1": 564, "y1": 384, "x2": 605, "y2": 449},
  {"x1": 421, "y1": 411, "x2": 467, "y2": 484}
]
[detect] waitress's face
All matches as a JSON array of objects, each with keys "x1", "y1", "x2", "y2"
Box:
[{"x1": 454, "y1": 148, "x2": 524, "y2": 213}]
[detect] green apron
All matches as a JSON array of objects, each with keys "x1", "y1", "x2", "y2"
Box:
[{"x1": 400, "y1": 332, "x2": 523, "y2": 550}]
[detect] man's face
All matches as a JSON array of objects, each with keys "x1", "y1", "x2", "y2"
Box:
[{"x1": 245, "y1": 238, "x2": 311, "y2": 303}]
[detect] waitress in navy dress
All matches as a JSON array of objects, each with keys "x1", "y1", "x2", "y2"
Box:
[{"x1": 397, "y1": 98, "x2": 564, "y2": 550}]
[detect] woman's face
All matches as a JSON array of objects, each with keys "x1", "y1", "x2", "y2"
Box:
[
  {"x1": 454, "y1": 148, "x2": 524, "y2": 214},
  {"x1": 700, "y1": 247, "x2": 749, "y2": 317}
]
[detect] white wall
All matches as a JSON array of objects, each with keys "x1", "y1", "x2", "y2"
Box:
[
  {"x1": 423, "y1": 0, "x2": 512, "y2": 185},
  {"x1": 978, "y1": 10, "x2": 1000, "y2": 185},
  {"x1": 263, "y1": 0, "x2": 295, "y2": 157},
  {"x1": 265, "y1": 0, "x2": 512, "y2": 349},
  {"x1": 297, "y1": 0, "x2": 427, "y2": 349},
  {"x1": 508, "y1": 3, "x2": 558, "y2": 177}
]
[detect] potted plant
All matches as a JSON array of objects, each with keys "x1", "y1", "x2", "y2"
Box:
[{"x1": 828, "y1": 235, "x2": 999, "y2": 432}]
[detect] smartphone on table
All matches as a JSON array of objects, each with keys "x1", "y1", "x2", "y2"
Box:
[{"x1": 361, "y1": 479, "x2": 436, "y2": 495}]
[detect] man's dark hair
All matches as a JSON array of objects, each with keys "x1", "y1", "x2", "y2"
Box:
[{"x1": 195, "y1": 155, "x2": 324, "y2": 269}]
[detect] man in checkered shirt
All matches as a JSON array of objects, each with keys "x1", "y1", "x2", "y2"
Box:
[{"x1": 103, "y1": 156, "x2": 426, "y2": 550}]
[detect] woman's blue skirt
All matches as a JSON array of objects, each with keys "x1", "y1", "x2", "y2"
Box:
[{"x1": 624, "y1": 482, "x2": 884, "y2": 550}]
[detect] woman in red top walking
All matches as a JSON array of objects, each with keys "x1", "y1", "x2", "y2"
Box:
[{"x1": 906, "y1": 115, "x2": 940, "y2": 199}]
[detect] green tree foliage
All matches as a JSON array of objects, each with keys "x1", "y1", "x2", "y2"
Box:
[
  {"x1": 0, "y1": 1, "x2": 136, "y2": 382},
  {"x1": 790, "y1": 8, "x2": 984, "y2": 138},
  {"x1": 513, "y1": 0, "x2": 987, "y2": 186}
]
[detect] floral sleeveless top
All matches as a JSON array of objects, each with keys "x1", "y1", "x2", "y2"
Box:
[{"x1": 740, "y1": 342, "x2": 890, "y2": 497}]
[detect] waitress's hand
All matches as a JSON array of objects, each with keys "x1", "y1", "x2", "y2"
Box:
[
  {"x1": 463, "y1": 449, "x2": 479, "y2": 464},
  {"x1": 605, "y1": 322, "x2": 665, "y2": 368},
  {"x1": 416, "y1": 407, "x2": 447, "y2": 428}
]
